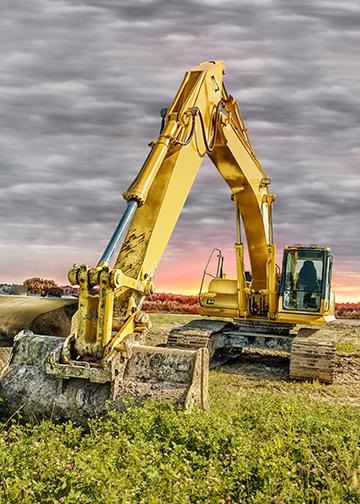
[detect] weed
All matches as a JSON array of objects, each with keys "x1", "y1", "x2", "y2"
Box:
[{"x1": 336, "y1": 341, "x2": 358, "y2": 355}]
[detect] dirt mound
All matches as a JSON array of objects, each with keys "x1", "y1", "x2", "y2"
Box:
[{"x1": 0, "y1": 295, "x2": 77, "y2": 342}]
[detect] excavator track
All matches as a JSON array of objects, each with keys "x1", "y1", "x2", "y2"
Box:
[
  {"x1": 167, "y1": 319, "x2": 337, "y2": 383},
  {"x1": 166, "y1": 320, "x2": 241, "y2": 367},
  {"x1": 290, "y1": 338, "x2": 335, "y2": 383},
  {"x1": 167, "y1": 320, "x2": 232, "y2": 354},
  {"x1": 289, "y1": 327, "x2": 336, "y2": 384},
  {"x1": 167, "y1": 319, "x2": 294, "y2": 354}
]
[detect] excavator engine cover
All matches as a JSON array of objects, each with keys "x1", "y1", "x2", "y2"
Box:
[{"x1": 0, "y1": 331, "x2": 209, "y2": 421}]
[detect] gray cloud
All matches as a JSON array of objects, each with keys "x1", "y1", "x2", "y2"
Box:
[{"x1": 0, "y1": 0, "x2": 359, "y2": 299}]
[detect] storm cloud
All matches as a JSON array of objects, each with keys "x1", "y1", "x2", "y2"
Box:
[{"x1": 0, "y1": 0, "x2": 359, "y2": 300}]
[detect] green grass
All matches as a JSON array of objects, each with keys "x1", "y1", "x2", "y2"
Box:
[
  {"x1": 0, "y1": 375, "x2": 359, "y2": 503},
  {"x1": 149, "y1": 313, "x2": 201, "y2": 324},
  {"x1": 336, "y1": 341, "x2": 359, "y2": 355}
]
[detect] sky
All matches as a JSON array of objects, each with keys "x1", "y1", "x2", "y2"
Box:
[{"x1": 0, "y1": 0, "x2": 359, "y2": 302}]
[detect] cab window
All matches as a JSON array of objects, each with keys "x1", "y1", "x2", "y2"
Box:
[{"x1": 283, "y1": 250, "x2": 324, "y2": 312}]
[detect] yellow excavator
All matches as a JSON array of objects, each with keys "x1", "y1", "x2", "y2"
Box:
[{"x1": 0, "y1": 61, "x2": 336, "y2": 420}]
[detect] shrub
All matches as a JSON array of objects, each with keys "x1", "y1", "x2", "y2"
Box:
[
  {"x1": 335, "y1": 303, "x2": 360, "y2": 319},
  {"x1": 23, "y1": 277, "x2": 58, "y2": 295}
]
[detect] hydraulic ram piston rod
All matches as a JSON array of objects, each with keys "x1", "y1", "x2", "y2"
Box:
[{"x1": 98, "y1": 200, "x2": 138, "y2": 266}]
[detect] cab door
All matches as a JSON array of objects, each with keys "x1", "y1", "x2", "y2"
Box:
[{"x1": 280, "y1": 247, "x2": 331, "y2": 314}]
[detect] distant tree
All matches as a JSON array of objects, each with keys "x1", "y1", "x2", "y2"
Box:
[{"x1": 23, "y1": 277, "x2": 58, "y2": 295}]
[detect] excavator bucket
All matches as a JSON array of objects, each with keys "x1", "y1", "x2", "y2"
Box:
[
  {"x1": 0, "y1": 295, "x2": 78, "y2": 341},
  {"x1": 0, "y1": 331, "x2": 209, "y2": 421}
]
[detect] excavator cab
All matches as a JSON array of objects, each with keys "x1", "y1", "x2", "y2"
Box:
[
  {"x1": 279, "y1": 246, "x2": 334, "y2": 317},
  {"x1": 200, "y1": 244, "x2": 334, "y2": 324}
]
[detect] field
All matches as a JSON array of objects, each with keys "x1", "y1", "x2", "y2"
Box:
[{"x1": 0, "y1": 314, "x2": 359, "y2": 503}]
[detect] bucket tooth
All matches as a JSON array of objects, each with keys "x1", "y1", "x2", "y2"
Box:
[{"x1": 0, "y1": 332, "x2": 209, "y2": 421}]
